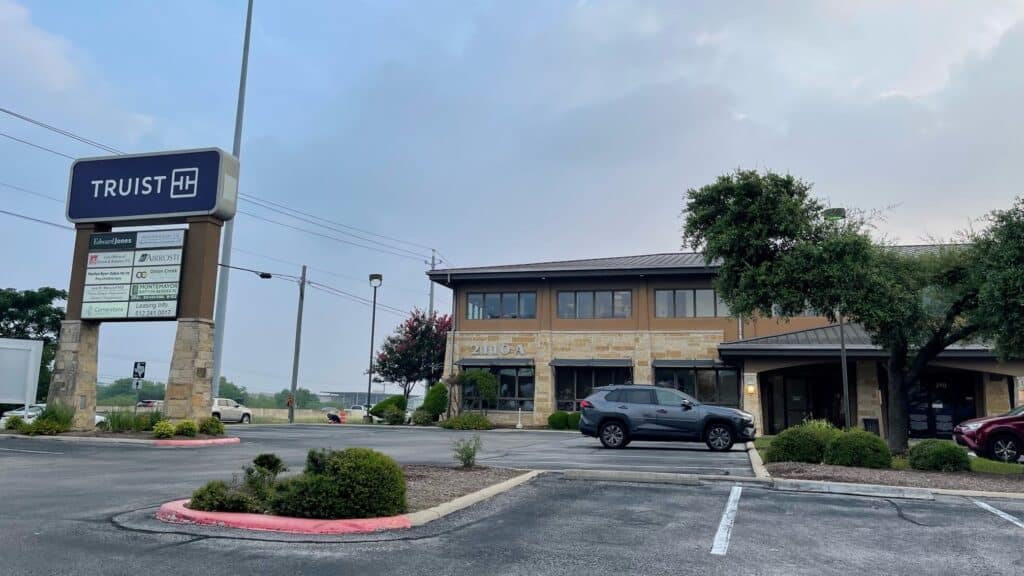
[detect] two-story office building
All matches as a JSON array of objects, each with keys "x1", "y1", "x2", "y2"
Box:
[{"x1": 428, "y1": 252, "x2": 1024, "y2": 436}]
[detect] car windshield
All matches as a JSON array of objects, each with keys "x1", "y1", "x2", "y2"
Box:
[{"x1": 1005, "y1": 406, "x2": 1024, "y2": 417}]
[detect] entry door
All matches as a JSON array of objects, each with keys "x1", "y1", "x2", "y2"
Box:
[{"x1": 785, "y1": 378, "x2": 811, "y2": 428}]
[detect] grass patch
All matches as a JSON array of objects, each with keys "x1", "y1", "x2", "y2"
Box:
[
  {"x1": 754, "y1": 435, "x2": 773, "y2": 461},
  {"x1": 970, "y1": 457, "x2": 1024, "y2": 475}
]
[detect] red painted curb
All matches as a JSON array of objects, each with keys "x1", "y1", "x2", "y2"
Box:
[
  {"x1": 156, "y1": 499, "x2": 412, "y2": 534},
  {"x1": 153, "y1": 437, "x2": 241, "y2": 447}
]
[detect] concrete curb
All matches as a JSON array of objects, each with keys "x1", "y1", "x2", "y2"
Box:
[
  {"x1": 746, "y1": 441, "x2": 771, "y2": 479},
  {"x1": 928, "y1": 487, "x2": 1024, "y2": 501},
  {"x1": 405, "y1": 469, "x2": 546, "y2": 526},
  {"x1": 156, "y1": 499, "x2": 411, "y2": 534},
  {"x1": 0, "y1": 434, "x2": 241, "y2": 447},
  {"x1": 772, "y1": 478, "x2": 935, "y2": 500},
  {"x1": 564, "y1": 469, "x2": 702, "y2": 485}
]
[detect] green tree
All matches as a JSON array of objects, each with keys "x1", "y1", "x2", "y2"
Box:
[
  {"x1": 217, "y1": 376, "x2": 250, "y2": 404},
  {"x1": 98, "y1": 379, "x2": 165, "y2": 402},
  {"x1": 273, "y1": 387, "x2": 321, "y2": 409},
  {"x1": 0, "y1": 287, "x2": 66, "y2": 401},
  {"x1": 374, "y1": 310, "x2": 452, "y2": 401},
  {"x1": 460, "y1": 371, "x2": 498, "y2": 415},
  {"x1": 683, "y1": 170, "x2": 1024, "y2": 453}
]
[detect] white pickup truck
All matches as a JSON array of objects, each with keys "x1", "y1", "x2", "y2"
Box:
[{"x1": 211, "y1": 398, "x2": 252, "y2": 423}]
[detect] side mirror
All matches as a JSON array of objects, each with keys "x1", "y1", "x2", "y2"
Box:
[{"x1": 681, "y1": 399, "x2": 694, "y2": 410}]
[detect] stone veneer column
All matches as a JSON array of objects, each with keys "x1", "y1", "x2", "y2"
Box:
[
  {"x1": 741, "y1": 373, "x2": 763, "y2": 435},
  {"x1": 854, "y1": 361, "x2": 885, "y2": 438},
  {"x1": 984, "y1": 375, "x2": 1012, "y2": 416},
  {"x1": 165, "y1": 319, "x2": 215, "y2": 421},
  {"x1": 47, "y1": 320, "x2": 99, "y2": 430},
  {"x1": 531, "y1": 331, "x2": 554, "y2": 426}
]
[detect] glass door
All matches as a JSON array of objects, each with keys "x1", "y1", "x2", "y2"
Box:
[{"x1": 785, "y1": 378, "x2": 811, "y2": 428}]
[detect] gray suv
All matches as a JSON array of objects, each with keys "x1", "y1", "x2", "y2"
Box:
[{"x1": 579, "y1": 384, "x2": 756, "y2": 451}]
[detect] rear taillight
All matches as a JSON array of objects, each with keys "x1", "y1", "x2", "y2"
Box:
[{"x1": 580, "y1": 400, "x2": 593, "y2": 409}]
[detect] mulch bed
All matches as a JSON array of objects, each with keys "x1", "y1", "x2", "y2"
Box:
[
  {"x1": 0, "y1": 429, "x2": 223, "y2": 440},
  {"x1": 768, "y1": 462, "x2": 1024, "y2": 493},
  {"x1": 404, "y1": 465, "x2": 524, "y2": 512}
]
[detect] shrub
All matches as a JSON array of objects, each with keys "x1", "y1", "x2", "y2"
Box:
[
  {"x1": 567, "y1": 412, "x2": 582, "y2": 430},
  {"x1": 189, "y1": 480, "x2": 259, "y2": 513},
  {"x1": 369, "y1": 395, "x2": 407, "y2": 419},
  {"x1": 147, "y1": 410, "x2": 164, "y2": 430},
  {"x1": 382, "y1": 406, "x2": 406, "y2": 425},
  {"x1": 908, "y1": 439, "x2": 970, "y2": 472},
  {"x1": 253, "y1": 453, "x2": 286, "y2": 475},
  {"x1": 422, "y1": 382, "x2": 448, "y2": 418},
  {"x1": 132, "y1": 413, "x2": 152, "y2": 432},
  {"x1": 104, "y1": 410, "x2": 135, "y2": 433},
  {"x1": 174, "y1": 420, "x2": 198, "y2": 437},
  {"x1": 35, "y1": 402, "x2": 74, "y2": 433},
  {"x1": 801, "y1": 418, "x2": 843, "y2": 447},
  {"x1": 765, "y1": 426, "x2": 828, "y2": 463},
  {"x1": 270, "y1": 448, "x2": 406, "y2": 519},
  {"x1": 199, "y1": 417, "x2": 225, "y2": 436},
  {"x1": 411, "y1": 408, "x2": 433, "y2": 426},
  {"x1": 824, "y1": 429, "x2": 892, "y2": 469},
  {"x1": 439, "y1": 413, "x2": 493, "y2": 430},
  {"x1": 548, "y1": 411, "x2": 570, "y2": 430},
  {"x1": 460, "y1": 371, "x2": 498, "y2": 412},
  {"x1": 4, "y1": 415, "x2": 24, "y2": 431},
  {"x1": 453, "y1": 435, "x2": 482, "y2": 468},
  {"x1": 26, "y1": 419, "x2": 66, "y2": 436},
  {"x1": 152, "y1": 420, "x2": 175, "y2": 439}
]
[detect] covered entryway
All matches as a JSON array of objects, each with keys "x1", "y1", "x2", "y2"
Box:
[{"x1": 760, "y1": 362, "x2": 851, "y2": 434}]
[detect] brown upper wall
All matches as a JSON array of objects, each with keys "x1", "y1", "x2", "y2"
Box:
[{"x1": 452, "y1": 275, "x2": 832, "y2": 337}]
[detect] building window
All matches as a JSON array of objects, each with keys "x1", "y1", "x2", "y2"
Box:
[
  {"x1": 461, "y1": 367, "x2": 535, "y2": 411},
  {"x1": 557, "y1": 291, "x2": 632, "y2": 319},
  {"x1": 466, "y1": 292, "x2": 536, "y2": 320},
  {"x1": 555, "y1": 366, "x2": 633, "y2": 410},
  {"x1": 654, "y1": 289, "x2": 731, "y2": 318},
  {"x1": 654, "y1": 366, "x2": 740, "y2": 407}
]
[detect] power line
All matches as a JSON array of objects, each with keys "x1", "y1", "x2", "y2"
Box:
[
  {"x1": 0, "y1": 107, "x2": 123, "y2": 154},
  {"x1": 0, "y1": 180, "x2": 64, "y2": 203},
  {"x1": 0, "y1": 131, "x2": 75, "y2": 159},
  {"x1": 0, "y1": 208, "x2": 73, "y2": 230},
  {"x1": 306, "y1": 280, "x2": 407, "y2": 316}
]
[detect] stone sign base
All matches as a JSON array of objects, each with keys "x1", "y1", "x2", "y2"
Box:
[
  {"x1": 165, "y1": 319, "x2": 215, "y2": 421},
  {"x1": 47, "y1": 320, "x2": 99, "y2": 431}
]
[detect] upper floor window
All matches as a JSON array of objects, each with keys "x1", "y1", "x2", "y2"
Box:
[
  {"x1": 467, "y1": 292, "x2": 536, "y2": 320},
  {"x1": 655, "y1": 289, "x2": 732, "y2": 318},
  {"x1": 557, "y1": 290, "x2": 632, "y2": 319}
]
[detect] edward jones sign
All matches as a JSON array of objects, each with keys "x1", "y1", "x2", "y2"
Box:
[
  {"x1": 66, "y1": 148, "x2": 239, "y2": 224},
  {"x1": 80, "y1": 229, "x2": 185, "y2": 321}
]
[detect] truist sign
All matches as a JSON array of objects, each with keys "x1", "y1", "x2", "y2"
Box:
[{"x1": 67, "y1": 148, "x2": 239, "y2": 224}]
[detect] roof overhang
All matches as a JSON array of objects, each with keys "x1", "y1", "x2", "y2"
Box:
[
  {"x1": 717, "y1": 344, "x2": 997, "y2": 360},
  {"x1": 427, "y1": 266, "x2": 718, "y2": 288}
]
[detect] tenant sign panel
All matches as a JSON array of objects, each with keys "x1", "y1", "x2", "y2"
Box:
[{"x1": 80, "y1": 229, "x2": 185, "y2": 321}]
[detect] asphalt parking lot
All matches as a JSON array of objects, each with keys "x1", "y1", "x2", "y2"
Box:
[{"x1": 2, "y1": 425, "x2": 1022, "y2": 575}]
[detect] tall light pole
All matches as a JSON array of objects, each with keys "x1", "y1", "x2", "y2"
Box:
[
  {"x1": 211, "y1": 0, "x2": 254, "y2": 399},
  {"x1": 288, "y1": 265, "x2": 307, "y2": 424},
  {"x1": 366, "y1": 273, "x2": 382, "y2": 422},
  {"x1": 824, "y1": 207, "x2": 851, "y2": 430}
]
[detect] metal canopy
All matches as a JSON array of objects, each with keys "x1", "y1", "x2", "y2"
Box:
[{"x1": 549, "y1": 358, "x2": 633, "y2": 368}]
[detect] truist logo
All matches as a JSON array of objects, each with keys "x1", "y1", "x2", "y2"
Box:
[{"x1": 90, "y1": 167, "x2": 199, "y2": 200}]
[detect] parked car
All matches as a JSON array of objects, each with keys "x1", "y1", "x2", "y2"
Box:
[
  {"x1": 579, "y1": 384, "x2": 756, "y2": 451},
  {"x1": 211, "y1": 398, "x2": 252, "y2": 423},
  {"x1": 0, "y1": 405, "x2": 44, "y2": 428},
  {"x1": 953, "y1": 405, "x2": 1024, "y2": 462},
  {"x1": 136, "y1": 400, "x2": 164, "y2": 409},
  {"x1": 346, "y1": 405, "x2": 382, "y2": 423}
]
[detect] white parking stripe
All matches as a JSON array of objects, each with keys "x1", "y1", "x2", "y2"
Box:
[
  {"x1": 974, "y1": 500, "x2": 1024, "y2": 529},
  {"x1": 711, "y1": 486, "x2": 743, "y2": 556},
  {"x1": 0, "y1": 447, "x2": 63, "y2": 455}
]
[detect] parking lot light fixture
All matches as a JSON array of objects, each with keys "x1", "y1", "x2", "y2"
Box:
[{"x1": 366, "y1": 274, "x2": 383, "y2": 423}]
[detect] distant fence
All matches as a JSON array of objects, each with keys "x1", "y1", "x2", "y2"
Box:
[{"x1": 96, "y1": 405, "x2": 327, "y2": 422}]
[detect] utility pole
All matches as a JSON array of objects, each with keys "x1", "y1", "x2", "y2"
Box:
[
  {"x1": 288, "y1": 265, "x2": 307, "y2": 424},
  {"x1": 428, "y1": 249, "x2": 436, "y2": 316},
  {"x1": 211, "y1": 0, "x2": 254, "y2": 399}
]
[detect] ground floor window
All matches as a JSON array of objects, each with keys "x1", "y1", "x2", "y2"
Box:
[
  {"x1": 461, "y1": 366, "x2": 535, "y2": 411},
  {"x1": 556, "y1": 366, "x2": 633, "y2": 411},
  {"x1": 654, "y1": 366, "x2": 739, "y2": 407}
]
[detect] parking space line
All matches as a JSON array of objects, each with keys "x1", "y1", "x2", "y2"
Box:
[
  {"x1": 973, "y1": 500, "x2": 1024, "y2": 530},
  {"x1": 0, "y1": 447, "x2": 63, "y2": 455},
  {"x1": 710, "y1": 486, "x2": 743, "y2": 556}
]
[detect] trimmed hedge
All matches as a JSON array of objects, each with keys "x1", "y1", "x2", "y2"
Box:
[
  {"x1": 908, "y1": 439, "x2": 970, "y2": 472},
  {"x1": 824, "y1": 429, "x2": 892, "y2": 469},
  {"x1": 198, "y1": 417, "x2": 225, "y2": 436},
  {"x1": 765, "y1": 426, "x2": 829, "y2": 464},
  {"x1": 270, "y1": 448, "x2": 406, "y2": 519},
  {"x1": 411, "y1": 408, "x2": 433, "y2": 426},
  {"x1": 422, "y1": 382, "x2": 448, "y2": 418},
  {"x1": 175, "y1": 420, "x2": 198, "y2": 437},
  {"x1": 369, "y1": 395, "x2": 407, "y2": 419},
  {"x1": 548, "y1": 411, "x2": 570, "y2": 430},
  {"x1": 567, "y1": 412, "x2": 582, "y2": 430},
  {"x1": 189, "y1": 480, "x2": 259, "y2": 513},
  {"x1": 382, "y1": 406, "x2": 406, "y2": 425},
  {"x1": 439, "y1": 413, "x2": 494, "y2": 430},
  {"x1": 152, "y1": 420, "x2": 175, "y2": 439}
]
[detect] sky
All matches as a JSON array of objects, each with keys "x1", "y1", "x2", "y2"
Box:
[{"x1": 3, "y1": 0, "x2": 1024, "y2": 395}]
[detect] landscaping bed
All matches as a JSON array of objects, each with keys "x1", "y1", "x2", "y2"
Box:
[
  {"x1": 0, "y1": 429, "x2": 225, "y2": 441},
  {"x1": 403, "y1": 465, "x2": 522, "y2": 512},
  {"x1": 768, "y1": 461, "x2": 1024, "y2": 493}
]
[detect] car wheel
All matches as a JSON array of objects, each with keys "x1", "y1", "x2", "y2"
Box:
[
  {"x1": 705, "y1": 423, "x2": 734, "y2": 452},
  {"x1": 990, "y1": 434, "x2": 1021, "y2": 463},
  {"x1": 599, "y1": 421, "x2": 628, "y2": 449},
  {"x1": 241, "y1": 414, "x2": 251, "y2": 424},
  {"x1": 212, "y1": 413, "x2": 221, "y2": 421}
]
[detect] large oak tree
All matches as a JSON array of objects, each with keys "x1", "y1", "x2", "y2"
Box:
[{"x1": 683, "y1": 170, "x2": 1024, "y2": 452}]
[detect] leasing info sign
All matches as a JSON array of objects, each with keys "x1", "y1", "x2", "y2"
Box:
[{"x1": 81, "y1": 229, "x2": 185, "y2": 320}]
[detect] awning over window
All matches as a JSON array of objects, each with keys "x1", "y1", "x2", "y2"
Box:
[
  {"x1": 456, "y1": 358, "x2": 534, "y2": 367},
  {"x1": 651, "y1": 359, "x2": 719, "y2": 369},
  {"x1": 549, "y1": 358, "x2": 633, "y2": 368}
]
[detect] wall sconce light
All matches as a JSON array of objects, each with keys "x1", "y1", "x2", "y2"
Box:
[{"x1": 745, "y1": 383, "x2": 756, "y2": 394}]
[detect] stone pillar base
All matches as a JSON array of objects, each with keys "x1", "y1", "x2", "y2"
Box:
[
  {"x1": 165, "y1": 319, "x2": 215, "y2": 421},
  {"x1": 742, "y1": 373, "x2": 763, "y2": 435},
  {"x1": 47, "y1": 320, "x2": 99, "y2": 431}
]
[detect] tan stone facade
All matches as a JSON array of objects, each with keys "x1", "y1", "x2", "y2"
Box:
[
  {"x1": 165, "y1": 319, "x2": 216, "y2": 421},
  {"x1": 47, "y1": 320, "x2": 99, "y2": 430},
  {"x1": 443, "y1": 329, "x2": 726, "y2": 426}
]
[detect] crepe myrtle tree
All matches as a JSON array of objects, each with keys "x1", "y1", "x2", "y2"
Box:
[
  {"x1": 374, "y1": 309, "x2": 452, "y2": 401},
  {"x1": 683, "y1": 169, "x2": 1024, "y2": 453}
]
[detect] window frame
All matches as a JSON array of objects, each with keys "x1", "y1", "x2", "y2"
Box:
[
  {"x1": 557, "y1": 290, "x2": 632, "y2": 319},
  {"x1": 466, "y1": 291, "x2": 537, "y2": 320},
  {"x1": 653, "y1": 288, "x2": 731, "y2": 318},
  {"x1": 461, "y1": 366, "x2": 536, "y2": 411},
  {"x1": 653, "y1": 365, "x2": 741, "y2": 407},
  {"x1": 555, "y1": 366, "x2": 633, "y2": 410}
]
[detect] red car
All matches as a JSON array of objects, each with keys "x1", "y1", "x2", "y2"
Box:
[{"x1": 953, "y1": 406, "x2": 1024, "y2": 462}]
